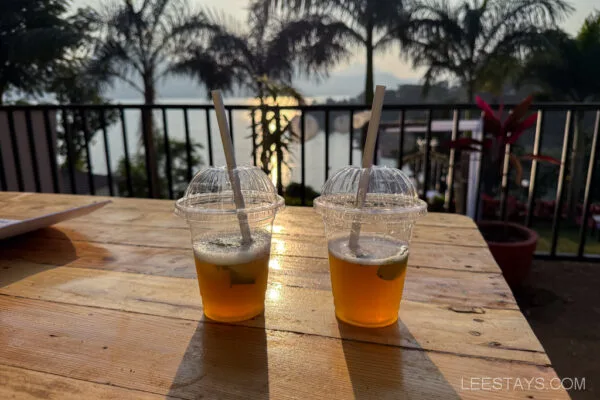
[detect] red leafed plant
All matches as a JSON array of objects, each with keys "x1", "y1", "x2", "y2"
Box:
[{"x1": 449, "y1": 95, "x2": 560, "y2": 218}]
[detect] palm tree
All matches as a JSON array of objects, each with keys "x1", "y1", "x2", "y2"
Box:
[
  {"x1": 87, "y1": 0, "x2": 218, "y2": 197},
  {"x1": 176, "y1": 4, "x2": 349, "y2": 191},
  {"x1": 259, "y1": 0, "x2": 413, "y2": 104},
  {"x1": 408, "y1": 0, "x2": 573, "y2": 102},
  {"x1": 521, "y1": 17, "x2": 600, "y2": 102},
  {"x1": 520, "y1": 13, "x2": 600, "y2": 219},
  {"x1": 0, "y1": 0, "x2": 83, "y2": 103}
]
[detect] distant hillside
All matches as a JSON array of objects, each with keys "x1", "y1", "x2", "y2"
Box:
[
  {"x1": 295, "y1": 70, "x2": 413, "y2": 97},
  {"x1": 105, "y1": 66, "x2": 414, "y2": 100}
]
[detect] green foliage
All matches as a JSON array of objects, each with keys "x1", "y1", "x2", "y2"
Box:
[
  {"x1": 259, "y1": 0, "x2": 413, "y2": 103},
  {"x1": 408, "y1": 0, "x2": 573, "y2": 101},
  {"x1": 176, "y1": 2, "x2": 349, "y2": 94},
  {"x1": 116, "y1": 133, "x2": 203, "y2": 199},
  {"x1": 178, "y1": 5, "x2": 346, "y2": 189},
  {"x1": 284, "y1": 182, "x2": 320, "y2": 206},
  {"x1": 87, "y1": 0, "x2": 218, "y2": 101},
  {"x1": 521, "y1": 12, "x2": 600, "y2": 102},
  {"x1": 0, "y1": 0, "x2": 85, "y2": 102},
  {"x1": 252, "y1": 78, "x2": 302, "y2": 179},
  {"x1": 87, "y1": 0, "x2": 222, "y2": 197},
  {"x1": 49, "y1": 62, "x2": 119, "y2": 171}
]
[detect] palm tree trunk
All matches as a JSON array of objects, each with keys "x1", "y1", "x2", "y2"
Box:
[
  {"x1": 466, "y1": 80, "x2": 476, "y2": 103},
  {"x1": 364, "y1": 23, "x2": 374, "y2": 105},
  {"x1": 143, "y1": 81, "x2": 160, "y2": 198}
]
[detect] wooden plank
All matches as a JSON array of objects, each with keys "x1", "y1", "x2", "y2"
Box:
[
  {"x1": 0, "y1": 364, "x2": 169, "y2": 399},
  {"x1": 21, "y1": 220, "x2": 487, "y2": 259},
  {"x1": 0, "y1": 205, "x2": 487, "y2": 247},
  {"x1": 0, "y1": 225, "x2": 500, "y2": 274},
  {"x1": 280, "y1": 205, "x2": 478, "y2": 228},
  {"x1": 0, "y1": 192, "x2": 477, "y2": 229},
  {"x1": 0, "y1": 238, "x2": 514, "y2": 309},
  {"x1": 0, "y1": 206, "x2": 485, "y2": 248},
  {"x1": 0, "y1": 192, "x2": 29, "y2": 202},
  {"x1": 0, "y1": 266, "x2": 541, "y2": 363},
  {"x1": 0, "y1": 296, "x2": 567, "y2": 399}
]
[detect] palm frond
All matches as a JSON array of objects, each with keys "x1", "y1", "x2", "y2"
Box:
[{"x1": 265, "y1": 14, "x2": 355, "y2": 81}]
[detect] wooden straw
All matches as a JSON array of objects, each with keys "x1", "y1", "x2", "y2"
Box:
[
  {"x1": 211, "y1": 90, "x2": 253, "y2": 244},
  {"x1": 349, "y1": 85, "x2": 386, "y2": 251}
]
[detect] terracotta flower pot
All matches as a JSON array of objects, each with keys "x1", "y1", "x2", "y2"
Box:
[{"x1": 477, "y1": 221, "x2": 539, "y2": 287}]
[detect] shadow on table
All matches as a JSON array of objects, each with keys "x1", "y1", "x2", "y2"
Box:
[
  {"x1": 338, "y1": 319, "x2": 460, "y2": 399},
  {"x1": 167, "y1": 317, "x2": 270, "y2": 399},
  {"x1": 0, "y1": 227, "x2": 79, "y2": 288}
]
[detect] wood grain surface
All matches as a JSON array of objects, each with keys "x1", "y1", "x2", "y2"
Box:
[{"x1": 0, "y1": 192, "x2": 569, "y2": 399}]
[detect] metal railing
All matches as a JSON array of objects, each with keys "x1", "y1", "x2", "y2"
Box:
[{"x1": 0, "y1": 102, "x2": 599, "y2": 261}]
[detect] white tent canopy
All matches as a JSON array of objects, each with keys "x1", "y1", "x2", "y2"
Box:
[{"x1": 382, "y1": 118, "x2": 484, "y2": 219}]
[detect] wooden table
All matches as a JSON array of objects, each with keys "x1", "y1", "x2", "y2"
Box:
[{"x1": 0, "y1": 192, "x2": 569, "y2": 399}]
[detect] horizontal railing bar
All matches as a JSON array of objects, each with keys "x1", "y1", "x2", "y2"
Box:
[
  {"x1": 534, "y1": 253, "x2": 600, "y2": 262},
  {"x1": 2, "y1": 103, "x2": 600, "y2": 111}
]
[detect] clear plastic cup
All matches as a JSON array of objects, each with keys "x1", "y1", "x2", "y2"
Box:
[
  {"x1": 314, "y1": 166, "x2": 427, "y2": 328},
  {"x1": 175, "y1": 166, "x2": 284, "y2": 322}
]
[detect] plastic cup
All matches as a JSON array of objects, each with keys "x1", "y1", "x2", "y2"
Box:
[
  {"x1": 314, "y1": 166, "x2": 427, "y2": 328},
  {"x1": 175, "y1": 166, "x2": 284, "y2": 322}
]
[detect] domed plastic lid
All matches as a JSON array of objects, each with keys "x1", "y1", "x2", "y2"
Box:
[
  {"x1": 314, "y1": 166, "x2": 427, "y2": 222},
  {"x1": 175, "y1": 166, "x2": 284, "y2": 222}
]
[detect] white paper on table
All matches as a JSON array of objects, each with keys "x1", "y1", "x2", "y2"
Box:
[{"x1": 0, "y1": 200, "x2": 111, "y2": 240}]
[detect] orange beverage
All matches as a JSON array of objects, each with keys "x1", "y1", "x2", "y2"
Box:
[
  {"x1": 328, "y1": 235, "x2": 409, "y2": 328},
  {"x1": 193, "y1": 231, "x2": 271, "y2": 322}
]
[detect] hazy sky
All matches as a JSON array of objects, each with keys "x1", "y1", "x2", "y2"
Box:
[{"x1": 73, "y1": 0, "x2": 598, "y2": 81}]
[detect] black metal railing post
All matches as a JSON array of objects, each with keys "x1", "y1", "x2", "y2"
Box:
[
  {"x1": 183, "y1": 108, "x2": 192, "y2": 182},
  {"x1": 228, "y1": 108, "x2": 234, "y2": 145},
  {"x1": 275, "y1": 108, "x2": 283, "y2": 195},
  {"x1": 7, "y1": 110, "x2": 24, "y2": 191},
  {"x1": 99, "y1": 110, "x2": 114, "y2": 196},
  {"x1": 0, "y1": 138, "x2": 6, "y2": 190},
  {"x1": 79, "y1": 108, "x2": 95, "y2": 195},
  {"x1": 140, "y1": 108, "x2": 154, "y2": 198},
  {"x1": 474, "y1": 111, "x2": 486, "y2": 221},
  {"x1": 162, "y1": 108, "x2": 174, "y2": 200},
  {"x1": 324, "y1": 110, "x2": 330, "y2": 180},
  {"x1": 205, "y1": 109, "x2": 214, "y2": 166},
  {"x1": 62, "y1": 109, "x2": 77, "y2": 194},
  {"x1": 119, "y1": 108, "x2": 133, "y2": 197},
  {"x1": 24, "y1": 109, "x2": 41, "y2": 192},
  {"x1": 526, "y1": 110, "x2": 544, "y2": 227},
  {"x1": 42, "y1": 109, "x2": 60, "y2": 193},
  {"x1": 445, "y1": 110, "x2": 459, "y2": 212},
  {"x1": 577, "y1": 110, "x2": 600, "y2": 257},
  {"x1": 251, "y1": 109, "x2": 257, "y2": 167},
  {"x1": 550, "y1": 110, "x2": 574, "y2": 256},
  {"x1": 421, "y1": 109, "x2": 433, "y2": 199},
  {"x1": 349, "y1": 110, "x2": 354, "y2": 165},
  {"x1": 374, "y1": 113, "x2": 380, "y2": 165},
  {"x1": 300, "y1": 111, "x2": 306, "y2": 205},
  {"x1": 397, "y1": 109, "x2": 406, "y2": 169}
]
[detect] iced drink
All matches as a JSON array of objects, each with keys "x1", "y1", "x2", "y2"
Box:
[
  {"x1": 175, "y1": 166, "x2": 284, "y2": 323},
  {"x1": 193, "y1": 231, "x2": 271, "y2": 321},
  {"x1": 314, "y1": 165, "x2": 427, "y2": 328},
  {"x1": 328, "y1": 235, "x2": 409, "y2": 327}
]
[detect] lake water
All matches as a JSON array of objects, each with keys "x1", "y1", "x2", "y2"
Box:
[{"x1": 88, "y1": 96, "x2": 397, "y2": 192}]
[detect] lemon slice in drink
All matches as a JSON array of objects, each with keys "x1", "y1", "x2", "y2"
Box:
[{"x1": 376, "y1": 246, "x2": 409, "y2": 281}]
